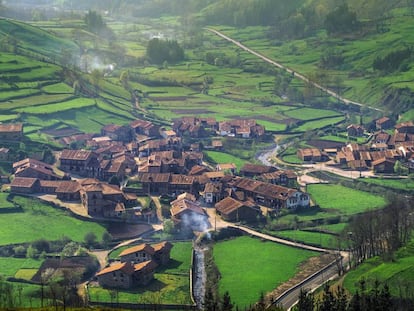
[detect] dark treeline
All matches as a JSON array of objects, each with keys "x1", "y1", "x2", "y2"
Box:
[
  {"x1": 345, "y1": 194, "x2": 414, "y2": 266},
  {"x1": 294, "y1": 281, "x2": 414, "y2": 311}
]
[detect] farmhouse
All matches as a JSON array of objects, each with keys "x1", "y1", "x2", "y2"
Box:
[
  {"x1": 120, "y1": 242, "x2": 173, "y2": 265},
  {"x1": 347, "y1": 124, "x2": 364, "y2": 137},
  {"x1": 372, "y1": 158, "x2": 395, "y2": 174},
  {"x1": 13, "y1": 158, "x2": 62, "y2": 181},
  {"x1": 232, "y1": 177, "x2": 310, "y2": 210},
  {"x1": 260, "y1": 170, "x2": 297, "y2": 187},
  {"x1": 10, "y1": 177, "x2": 40, "y2": 194},
  {"x1": 130, "y1": 119, "x2": 160, "y2": 137},
  {"x1": 203, "y1": 182, "x2": 223, "y2": 204},
  {"x1": 375, "y1": 117, "x2": 393, "y2": 130},
  {"x1": 0, "y1": 123, "x2": 23, "y2": 141},
  {"x1": 395, "y1": 121, "x2": 414, "y2": 134},
  {"x1": 215, "y1": 196, "x2": 260, "y2": 222},
  {"x1": 240, "y1": 163, "x2": 277, "y2": 177},
  {"x1": 80, "y1": 181, "x2": 136, "y2": 216},
  {"x1": 170, "y1": 195, "x2": 209, "y2": 231},
  {"x1": 59, "y1": 149, "x2": 100, "y2": 178},
  {"x1": 101, "y1": 124, "x2": 133, "y2": 142},
  {"x1": 96, "y1": 261, "x2": 157, "y2": 289},
  {"x1": 297, "y1": 148, "x2": 326, "y2": 162}
]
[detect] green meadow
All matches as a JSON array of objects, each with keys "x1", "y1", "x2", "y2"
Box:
[
  {"x1": 213, "y1": 236, "x2": 318, "y2": 309},
  {"x1": 0, "y1": 195, "x2": 107, "y2": 246}
]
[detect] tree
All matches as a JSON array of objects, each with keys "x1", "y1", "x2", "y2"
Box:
[
  {"x1": 324, "y1": 4, "x2": 359, "y2": 35},
  {"x1": 90, "y1": 69, "x2": 102, "y2": 96},
  {"x1": 221, "y1": 291, "x2": 233, "y2": 311},
  {"x1": 204, "y1": 287, "x2": 218, "y2": 311},
  {"x1": 296, "y1": 288, "x2": 314, "y2": 311},
  {"x1": 101, "y1": 232, "x2": 112, "y2": 248},
  {"x1": 84, "y1": 232, "x2": 97, "y2": 248}
]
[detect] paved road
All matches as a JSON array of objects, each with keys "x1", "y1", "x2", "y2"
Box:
[
  {"x1": 278, "y1": 260, "x2": 343, "y2": 310},
  {"x1": 205, "y1": 28, "x2": 382, "y2": 112}
]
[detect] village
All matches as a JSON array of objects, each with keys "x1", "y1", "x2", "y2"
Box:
[{"x1": 0, "y1": 114, "x2": 414, "y2": 291}]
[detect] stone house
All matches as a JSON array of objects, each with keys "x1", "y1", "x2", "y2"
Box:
[
  {"x1": 375, "y1": 117, "x2": 393, "y2": 130},
  {"x1": 120, "y1": 242, "x2": 173, "y2": 266},
  {"x1": 10, "y1": 177, "x2": 41, "y2": 194},
  {"x1": 347, "y1": 124, "x2": 364, "y2": 137},
  {"x1": 215, "y1": 197, "x2": 260, "y2": 222},
  {"x1": 0, "y1": 123, "x2": 23, "y2": 141},
  {"x1": 13, "y1": 158, "x2": 61, "y2": 181},
  {"x1": 96, "y1": 261, "x2": 157, "y2": 289},
  {"x1": 59, "y1": 149, "x2": 101, "y2": 178}
]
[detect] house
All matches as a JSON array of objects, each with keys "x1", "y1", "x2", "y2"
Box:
[
  {"x1": 80, "y1": 182, "x2": 134, "y2": 217},
  {"x1": 260, "y1": 170, "x2": 297, "y2": 187},
  {"x1": 297, "y1": 148, "x2": 325, "y2": 162},
  {"x1": 137, "y1": 173, "x2": 170, "y2": 194},
  {"x1": 347, "y1": 124, "x2": 364, "y2": 137},
  {"x1": 169, "y1": 174, "x2": 196, "y2": 196},
  {"x1": 395, "y1": 121, "x2": 414, "y2": 134},
  {"x1": 215, "y1": 197, "x2": 260, "y2": 222},
  {"x1": 211, "y1": 140, "x2": 223, "y2": 150},
  {"x1": 203, "y1": 182, "x2": 223, "y2": 204},
  {"x1": 218, "y1": 119, "x2": 264, "y2": 138},
  {"x1": 120, "y1": 244, "x2": 155, "y2": 264},
  {"x1": 170, "y1": 197, "x2": 209, "y2": 231},
  {"x1": 372, "y1": 158, "x2": 395, "y2": 174},
  {"x1": 0, "y1": 123, "x2": 23, "y2": 141},
  {"x1": 59, "y1": 149, "x2": 100, "y2": 178},
  {"x1": 375, "y1": 117, "x2": 392, "y2": 130},
  {"x1": 96, "y1": 261, "x2": 157, "y2": 289},
  {"x1": 216, "y1": 163, "x2": 237, "y2": 174},
  {"x1": 232, "y1": 177, "x2": 310, "y2": 210},
  {"x1": 160, "y1": 129, "x2": 177, "y2": 139},
  {"x1": 120, "y1": 242, "x2": 173, "y2": 266},
  {"x1": 10, "y1": 177, "x2": 41, "y2": 194},
  {"x1": 240, "y1": 163, "x2": 276, "y2": 178},
  {"x1": 151, "y1": 241, "x2": 173, "y2": 265},
  {"x1": 188, "y1": 165, "x2": 211, "y2": 176},
  {"x1": 13, "y1": 158, "x2": 61, "y2": 181},
  {"x1": 130, "y1": 119, "x2": 160, "y2": 137},
  {"x1": 101, "y1": 124, "x2": 133, "y2": 142}
]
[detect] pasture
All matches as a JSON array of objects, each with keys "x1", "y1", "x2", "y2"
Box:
[
  {"x1": 204, "y1": 151, "x2": 247, "y2": 170},
  {"x1": 272, "y1": 230, "x2": 338, "y2": 249},
  {"x1": 213, "y1": 236, "x2": 318, "y2": 309},
  {"x1": 344, "y1": 240, "x2": 414, "y2": 297},
  {"x1": 0, "y1": 195, "x2": 107, "y2": 245},
  {"x1": 307, "y1": 184, "x2": 387, "y2": 215}
]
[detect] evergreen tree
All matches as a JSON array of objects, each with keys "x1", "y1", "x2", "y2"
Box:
[
  {"x1": 296, "y1": 288, "x2": 314, "y2": 311},
  {"x1": 221, "y1": 291, "x2": 234, "y2": 311}
]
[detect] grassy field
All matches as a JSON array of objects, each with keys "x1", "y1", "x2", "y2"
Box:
[
  {"x1": 204, "y1": 150, "x2": 247, "y2": 170},
  {"x1": 0, "y1": 195, "x2": 107, "y2": 245},
  {"x1": 359, "y1": 177, "x2": 414, "y2": 191},
  {"x1": 0, "y1": 257, "x2": 42, "y2": 278},
  {"x1": 344, "y1": 240, "x2": 414, "y2": 297},
  {"x1": 272, "y1": 230, "x2": 338, "y2": 249},
  {"x1": 90, "y1": 241, "x2": 193, "y2": 305},
  {"x1": 307, "y1": 184, "x2": 387, "y2": 215},
  {"x1": 213, "y1": 236, "x2": 318, "y2": 309}
]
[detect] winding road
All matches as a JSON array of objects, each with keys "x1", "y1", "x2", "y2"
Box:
[{"x1": 205, "y1": 28, "x2": 383, "y2": 112}]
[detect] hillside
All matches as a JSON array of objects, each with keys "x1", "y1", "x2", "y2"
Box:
[{"x1": 0, "y1": 19, "x2": 79, "y2": 63}]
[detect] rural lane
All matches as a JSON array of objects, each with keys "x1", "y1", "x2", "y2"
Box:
[{"x1": 205, "y1": 28, "x2": 382, "y2": 112}]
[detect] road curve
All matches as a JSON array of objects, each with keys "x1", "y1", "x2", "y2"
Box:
[{"x1": 205, "y1": 28, "x2": 382, "y2": 112}]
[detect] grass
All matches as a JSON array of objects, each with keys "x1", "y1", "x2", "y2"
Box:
[
  {"x1": 307, "y1": 184, "x2": 387, "y2": 215},
  {"x1": 284, "y1": 107, "x2": 342, "y2": 121},
  {"x1": 272, "y1": 230, "x2": 338, "y2": 249},
  {"x1": 0, "y1": 257, "x2": 42, "y2": 278},
  {"x1": 213, "y1": 236, "x2": 318, "y2": 309},
  {"x1": 15, "y1": 269, "x2": 39, "y2": 280},
  {"x1": 343, "y1": 241, "x2": 414, "y2": 297},
  {"x1": 204, "y1": 150, "x2": 247, "y2": 170},
  {"x1": 359, "y1": 177, "x2": 414, "y2": 191},
  {"x1": 91, "y1": 241, "x2": 192, "y2": 305},
  {"x1": 0, "y1": 195, "x2": 107, "y2": 245}
]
